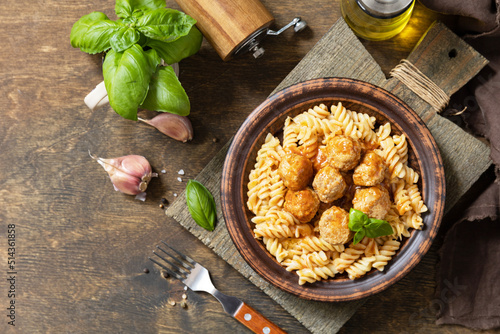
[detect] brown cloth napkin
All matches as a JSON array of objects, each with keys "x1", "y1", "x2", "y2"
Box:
[{"x1": 419, "y1": 0, "x2": 500, "y2": 330}]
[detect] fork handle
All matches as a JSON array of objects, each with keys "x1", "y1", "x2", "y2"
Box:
[{"x1": 234, "y1": 302, "x2": 287, "y2": 334}]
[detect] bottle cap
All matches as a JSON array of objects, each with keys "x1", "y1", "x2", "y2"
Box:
[{"x1": 357, "y1": 0, "x2": 413, "y2": 18}]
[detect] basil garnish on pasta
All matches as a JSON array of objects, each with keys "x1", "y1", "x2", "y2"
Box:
[{"x1": 348, "y1": 208, "x2": 393, "y2": 244}]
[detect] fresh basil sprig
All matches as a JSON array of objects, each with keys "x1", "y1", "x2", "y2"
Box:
[
  {"x1": 70, "y1": 0, "x2": 202, "y2": 120},
  {"x1": 186, "y1": 180, "x2": 216, "y2": 231},
  {"x1": 348, "y1": 208, "x2": 393, "y2": 245}
]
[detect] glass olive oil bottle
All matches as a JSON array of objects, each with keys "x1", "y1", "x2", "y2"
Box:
[{"x1": 341, "y1": 0, "x2": 415, "y2": 41}]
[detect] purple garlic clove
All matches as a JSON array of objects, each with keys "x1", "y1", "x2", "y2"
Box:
[
  {"x1": 90, "y1": 152, "x2": 158, "y2": 196},
  {"x1": 139, "y1": 113, "x2": 193, "y2": 142}
]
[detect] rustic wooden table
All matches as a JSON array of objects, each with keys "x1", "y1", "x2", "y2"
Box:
[{"x1": 0, "y1": 0, "x2": 496, "y2": 333}]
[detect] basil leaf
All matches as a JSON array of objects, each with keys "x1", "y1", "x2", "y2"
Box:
[
  {"x1": 70, "y1": 12, "x2": 122, "y2": 54},
  {"x1": 137, "y1": 8, "x2": 197, "y2": 42},
  {"x1": 364, "y1": 219, "x2": 385, "y2": 230},
  {"x1": 115, "y1": 0, "x2": 166, "y2": 19},
  {"x1": 140, "y1": 66, "x2": 190, "y2": 115},
  {"x1": 365, "y1": 219, "x2": 394, "y2": 238},
  {"x1": 349, "y1": 208, "x2": 392, "y2": 243},
  {"x1": 186, "y1": 180, "x2": 216, "y2": 231},
  {"x1": 352, "y1": 229, "x2": 366, "y2": 245},
  {"x1": 110, "y1": 26, "x2": 141, "y2": 52},
  {"x1": 348, "y1": 208, "x2": 369, "y2": 231},
  {"x1": 102, "y1": 45, "x2": 161, "y2": 120},
  {"x1": 145, "y1": 26, "x2": 202, "y2": 64}
]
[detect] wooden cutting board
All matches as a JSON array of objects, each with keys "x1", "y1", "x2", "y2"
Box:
[{"x1": 166, "y1": 19, "x2": 490, "y2": 333}]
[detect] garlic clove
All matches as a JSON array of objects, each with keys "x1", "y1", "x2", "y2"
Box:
[
  {"x1": 118, "y1": 154, "x2": 155, "y2": 181},
  {"x1": 139, "y1": 113, "x2": 193, "y2": 142},
  {"x1": 90, "y1": 152, "x2": 158, "y2": 196},
  {"x1": 110, "y1": 168, "x2": 146, "y2": 195}
]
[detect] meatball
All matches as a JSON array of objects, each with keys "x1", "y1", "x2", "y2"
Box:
[
  {"x1": 278, "y1": 153, "x2": 313, "y2": 191},
  {"x1": 318, "y1": 206, "x2": 352, "y2": 245},
  {"x1": 284, "y1": 188, "x2": 320, "y2": 223},
  {"x1": 325, "y1": 135, "x2": 361, "y2": 171},
  {"x1": 312, "y1": 166, "x2": 347, "y2": 203},
  {"x1": 353, "y1": 151, "x2": 387, "y2": 186},
  {"x1": 352, "y1": 185, "x2": 391, "y2": 219}
]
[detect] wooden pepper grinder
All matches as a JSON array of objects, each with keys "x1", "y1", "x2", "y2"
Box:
[{"x1": 174, "y1": 0, "x2": 307, "y2": 61}]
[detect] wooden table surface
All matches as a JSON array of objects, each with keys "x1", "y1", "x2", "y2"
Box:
[{"x1": 1, "y1": 0, "x2": 496, "y2": 333}]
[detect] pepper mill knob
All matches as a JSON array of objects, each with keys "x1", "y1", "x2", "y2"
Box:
[{"x1": 293, "y1": 18, "x2": 308, "y2": 33}]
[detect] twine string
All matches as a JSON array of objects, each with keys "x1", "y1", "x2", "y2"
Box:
[{"x1": 390, "y1": 59, "x2": 450, "y2": 113}]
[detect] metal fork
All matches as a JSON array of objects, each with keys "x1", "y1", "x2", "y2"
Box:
[{"x1": 149, "y1": 241, "x2": 287, "y2": 334}]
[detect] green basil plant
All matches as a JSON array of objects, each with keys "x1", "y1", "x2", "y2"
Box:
[{"x1": 70, "y1": 0, "x2": 202, "y2": 120}]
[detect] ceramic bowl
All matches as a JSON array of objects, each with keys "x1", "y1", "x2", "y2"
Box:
[{"x1": 221, "y1": 77, "x2": 445, "y2": 301}]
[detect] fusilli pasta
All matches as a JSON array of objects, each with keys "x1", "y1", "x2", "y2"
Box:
[{"x1": 246, "y1": 102, "x2": 427, "y2": 284}]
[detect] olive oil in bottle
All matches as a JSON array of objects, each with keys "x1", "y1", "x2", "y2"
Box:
[{"x1": 341, "y1": 0, "x2": 415, "y2": 41}]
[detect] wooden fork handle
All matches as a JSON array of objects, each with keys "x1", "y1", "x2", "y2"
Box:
[{"x1": 233, "y1": 302, "x2": 287, "y2": 334}]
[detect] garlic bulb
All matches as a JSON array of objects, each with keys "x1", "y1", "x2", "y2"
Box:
[
  {"x1": 90, "y1": 152, "x2": 158, "y2": 198},
  {"x1": 139, "y1": 113, "x2": 193, "y2": 142}
]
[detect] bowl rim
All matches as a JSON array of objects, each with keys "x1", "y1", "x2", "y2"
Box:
[{"x1": 221, "y1": 77, "x2": 446, "y2": 301}]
